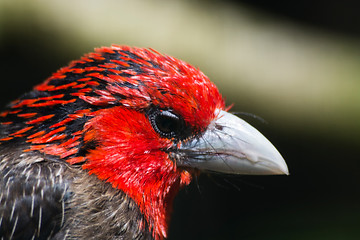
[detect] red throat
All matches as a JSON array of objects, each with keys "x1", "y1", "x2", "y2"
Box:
[{"x1": 80, "y1": 107, "x2": 192, "y2": 239}]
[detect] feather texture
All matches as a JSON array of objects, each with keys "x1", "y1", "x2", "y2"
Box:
[{"x1": 0, "y1": 46, "x2": 224, "y2": 239}]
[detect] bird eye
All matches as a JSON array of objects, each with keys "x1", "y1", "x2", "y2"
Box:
[{"x1": 149, "y1": 109, "x2": 185, "y2": 139}]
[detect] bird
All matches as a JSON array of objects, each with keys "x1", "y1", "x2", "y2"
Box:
[{"x1": 0, "y1": 45, "x2": 288, "y2": 240}]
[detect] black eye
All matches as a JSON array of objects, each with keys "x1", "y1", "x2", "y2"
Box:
[{"x1": 149, "y1": 109, "x2": 186, "y2": 139}]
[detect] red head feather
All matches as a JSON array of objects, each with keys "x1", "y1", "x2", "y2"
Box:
[{"x1": 0, "y1": 45, "x2": 225, "y2": 239}]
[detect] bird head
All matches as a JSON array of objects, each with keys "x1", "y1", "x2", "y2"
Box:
[{"x1": 0, "y1": 45, "x2": 288, "y2": 239}]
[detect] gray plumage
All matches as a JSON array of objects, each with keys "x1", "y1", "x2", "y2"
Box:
[{"x1": 0, "y1": 146, "x2": 151, "y2": 240}]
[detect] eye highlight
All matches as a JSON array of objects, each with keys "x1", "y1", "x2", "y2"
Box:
[{"x1": 149, "y1": 109, "x2": 186, "y2": 139}]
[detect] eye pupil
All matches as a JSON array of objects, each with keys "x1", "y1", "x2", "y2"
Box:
[
  {"x1": 149, "y1": 109, "x2": 185, "y2": 139},
  {"x1": 156, "y1": 113, "x2": 179, "y2": 134}
]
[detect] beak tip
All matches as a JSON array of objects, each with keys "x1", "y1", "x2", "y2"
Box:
[
  {"x1": 273, "y1": 164, "x2": 290, "y2": 175},
  {"x1": 281, "y1": 164, "x2": 290, "y2": 175},
  {"x1": 262, "y1": 155, "x2": 289, "y2": 175},
  {"x1": 247, "y1": 157, "x2": 289, "y2": 175},
  {"x1": 272, "y1": 154, "x2": 289, "y2": 175}
]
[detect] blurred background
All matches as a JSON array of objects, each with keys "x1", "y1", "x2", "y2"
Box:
[{"x1": 0, "y1": 0, "x2": 359, "y2": 239}]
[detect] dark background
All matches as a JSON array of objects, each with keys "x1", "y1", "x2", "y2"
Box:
[
  {"x1": 1, "y1": 1, "x2": 359, "y2": 239},
  {"x1": 237, "y1": 0, "x2": 360, "y2": 36}
]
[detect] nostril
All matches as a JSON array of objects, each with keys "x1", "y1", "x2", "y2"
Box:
[{"x1": 215, "y1": 123, "x2": 223, "y2": 131}]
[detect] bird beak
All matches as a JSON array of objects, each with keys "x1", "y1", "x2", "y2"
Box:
[{"x1": 176, "y1": 110, "x2": 289, "y2": 175}]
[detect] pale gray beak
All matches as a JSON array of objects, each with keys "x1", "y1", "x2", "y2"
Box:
[{"x1": 176, "y1": 110, "x2": 289, "y2": 175}]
